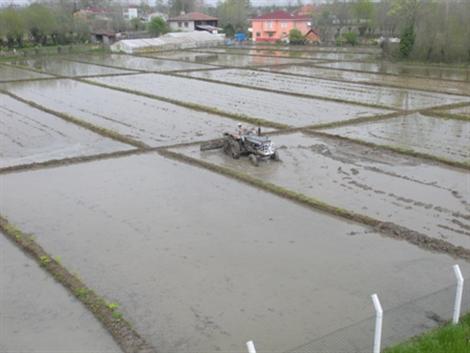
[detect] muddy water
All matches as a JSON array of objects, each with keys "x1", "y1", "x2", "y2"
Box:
[
  {"x1": 177, "y1": 132, "x2": 470, "y2": 249},
  {"x1": 323, "y1": 113, "x2": 470, "y2": 164},
  {"x1": 230, "y1": 45, "x2": 382, "y2": 54},
  {"x1": 0, "y1": 234, "x2": 120, "y2": 352},
  {"x1": 1, "y1": 153, "x2": 468, "y2": 352},
  {"x1": 9, "y1": 57, "x2": 131, "y2": 77},
  {"x1": 74, "y1": 53, "x2": 215, "y2": 71},
  {"x1": 199, "y1": 47, "x2": 319, "y2": 59},
  {"x1": 317, "y1": 61, "x2": 470, "y2": 82},
  {"x1": 200, "y1": 48, "x2": 376, "y2": 61},
  {"x1": 2, "y1": 79, "x2": 262, "y2": 147},
  {"x1": 264, "y1": 65, "x2": 470, "y2": 96},
  {"x1": 145, "y1": 50, "x2": 308, "y2": 66},
  {"x1": 0, "y1": 64, "x2": 52, "y2": 81},
  {"x1": 182, "y1": 69, "x2": 470, "y2": 110},
  {"x1": 88, "y1": 73, "x2": 389, "y2": 127},
  {"x1": 144, "y1": 50, "x2": 219, "y2": 62},
  {"x1": 0, "y1": 93, "x2": 132, "y2": 168}
]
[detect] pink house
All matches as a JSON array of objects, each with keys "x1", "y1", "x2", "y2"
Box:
[{"x1": 251, "y1": 10, "x2": 311, "y2": 43}]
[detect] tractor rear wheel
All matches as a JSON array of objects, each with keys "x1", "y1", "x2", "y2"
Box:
[
  {"x1": 271, "y1": 151, "x2": 280, "y2": 161},
  {"x1": 249, "y1": 154, "x2": 259, "y2": 166},
  {"x1": 223, "y1": 139, "x2": 231, "y2": 155},
  {"x1": 229, "y1": 138, "x2": 241, "y2": 159}
]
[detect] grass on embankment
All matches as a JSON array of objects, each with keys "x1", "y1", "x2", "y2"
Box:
[{"x1": 384, "y1": 313, "x2": 470, "y2": 353}]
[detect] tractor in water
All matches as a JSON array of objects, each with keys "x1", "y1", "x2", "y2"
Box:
[{"x1": 201, "y1": 124, "x2": 280, "y2": 166}]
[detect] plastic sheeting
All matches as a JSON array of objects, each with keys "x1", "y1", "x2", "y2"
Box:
[{"x1": 110, "y1": 32, "x2": 225, "y2": 54}]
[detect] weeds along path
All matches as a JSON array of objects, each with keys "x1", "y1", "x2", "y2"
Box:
[{"x1": 0, "y1": 216, "x2": 157, "y2": 353}]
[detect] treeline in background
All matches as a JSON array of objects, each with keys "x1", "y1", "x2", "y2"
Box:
[{"x1": 1, "y1": 0, "x2": 469, "y2": 63}]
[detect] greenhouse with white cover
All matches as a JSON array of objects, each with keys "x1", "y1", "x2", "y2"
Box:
[{"x1": 110, "y1": 32, "x2": 224, "y2": 54}]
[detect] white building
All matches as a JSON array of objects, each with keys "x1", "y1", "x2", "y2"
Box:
[
  {"x1": 123, "y1": 7, "x2": 139, "y2": 21},
  {"x1": 167, "y1": 12, "x2": 219, "y2": 34}
]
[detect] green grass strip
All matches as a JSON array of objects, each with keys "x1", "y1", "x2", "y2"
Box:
[
  {"x1": 210, "y1": 45, "x2": 381, "y2": 56},
  {"x1": 0, "y1": 76, "x2": 60, "y2": 84},
  {"x1": 172, "y1": 72, "x2": 395, "y2": 111},
  {"x1": 0, "y1": 61, "x2": 66, "y2": 78},
  {"x1": 0, "y1": 216, "x2": 157, "y2": 353},
  {"x1": 384, "y1": 312, "x2": 470, "y2": 353},
  {"x1": 309, "y1": 62, "x2": 468, "y2": 84},
  {"x1": 421, "y1": 100, "x2": 470, "y2": 112},
  {"x1": 80, "y1": 78, "x2": 289, "y2": 130},
  {"x1": 0, "y1": 45, "x2": 105, "y2": 63},
  {"x1": 188, "y1": 48, "x2": 325, "y2": 63},
  {"x1": 423, "y1": 110, "x2": 470, "y2": 122},
  {"x1": 307, "y1": 111, "x2": 405, "y2": 130},
  {"x1": 254, "y1": 66, "x2": 470, "y2": 98},
  {"x1": 0, "y1": 89, "x2": 148, "y2": 149},
  {"x1": 63, "y1": 57, "x2": 147, "y2": 73},
  {"x1": 307, "y1": 129, "x2": 470, "y2": 171},
  {"x1": 158, "y1": 149, "x2": 470, "y2": 261},
  {"x1": 0, "y1": 148, "x2": 143, "y2": 175}
]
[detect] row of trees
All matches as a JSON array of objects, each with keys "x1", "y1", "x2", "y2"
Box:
[
  {"x1": 314, "y1": 0, "x2": 470, "y2": 62},
  {"x1": 2, "y1": 0, "x2": 469, "y2": 62},
  {"x1": 398, "y1": 0, "x2": 470, "y2": 62},
  {"x1": 0, "y1": 3, "x2": 90, "y2": 48}
]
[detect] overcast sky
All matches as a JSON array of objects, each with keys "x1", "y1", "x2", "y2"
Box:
[{"x1": 1, "y1": 0, "x2": 328, "y2": 7}]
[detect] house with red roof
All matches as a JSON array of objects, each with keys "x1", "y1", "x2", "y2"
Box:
[
  {"x1": 251, "y1": 10, "x2": 311, "y2": 43},
  {"x1": 168, "y1": 12, "x2": 219, "y2": 33}
]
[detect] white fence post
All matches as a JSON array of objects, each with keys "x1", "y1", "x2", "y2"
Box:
[
  {"x1": 371, "y1": 293, "x2": 383, "y2": 353},
  {"x1": 452, "y1": 264, "x2": 464, "y2": 324},
  {"x1": 246, "y1": 340, "x2": 256, "y2": 353}
]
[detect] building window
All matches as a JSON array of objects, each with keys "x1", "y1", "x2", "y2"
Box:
[
  {"x1": 178, "y1": 21, "x2": 182, "y2": 27},
  {"x1": 281, "y1": 21, "x2": 288, "y2": 29},
  {"x1": 266, "y1": 21, "x2": 273, "y2": 30},
  {"x1": 256, "y1": 32, "x2": 260, "y2": 37},
  {"x1": 184, "y1": 22, "x2": 188, "y2": 27},
  {"x1": 268, "y1": 32, "x2": 274, "y2": 37}
]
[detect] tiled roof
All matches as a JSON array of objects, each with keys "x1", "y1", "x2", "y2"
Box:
[
  {"x1": 252, "y1": 10, "x2": 309, "y2": 21},
  {"x1": 169, "y1": 12, "x2": 218, "y2": 21}
]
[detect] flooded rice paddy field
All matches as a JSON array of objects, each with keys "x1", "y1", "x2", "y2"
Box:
[
  {"x1": 235, "y1": 44, "x2": 382, "y2": 54},
  {"x1": 73, "y1": 53, "x2": 216, "y2": 72},
  {"x1": 323, "y1": 113, "x2": 470, "y2": 164},
  {"x1": 0, "y1": 234, "x2": 120, "y2": 353},
  {"x1": 1, "y1": 46, "x2": 470, "y2": 352},
  {"x1": 1, "y1": 79, "x2": 260, "y2": 147},
  {"x1": 317, "y1": 61, "x2": 470, "y2": 82},
  {"x1": 195, "y1": 47, "x2": 376, "y2": 61},
  {"x1": 176, "y1": 132, "x2": 470, "y2": 249},
  {"x1": 0, "y1": 93, "x2": 131, "y2": 168},
  {"x1": 181, "y1": 69, "x2": 469, "y2": 110},
  {"x1": 1, "y1": 154, "x2": 469, "y2": 353},
  {"x1": 263, "y1": 64, "x2": 470, "y2": 96},
  {"x1": 145, "y1": 50, "x2": 309, "y2": 66},
  {"x1": 8, "y1": 57, "x2": 132, "y2": 77},
  {"x1": 0, "y1": 64, "x2": 52, "y2": 82},
  {"x1": 88, "y1": 73, "x2": 389, "y2": 127}
]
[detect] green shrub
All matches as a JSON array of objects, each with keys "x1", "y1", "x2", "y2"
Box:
[
  {"x1": 147, "y1": 16, "x2": 168, "y2": 36},
  {"x1": 400, "y1": 25, "x2": 415, "y2": 58},
  {"x1": 289, "y1": 29, "x2": 305, "y2": 45},
  {"x1": 343, "y1": 31, "x2": 358, "y2": 46},
  {"x1": 223, "y1": 24, "x2": 235, "y2": 37}
]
